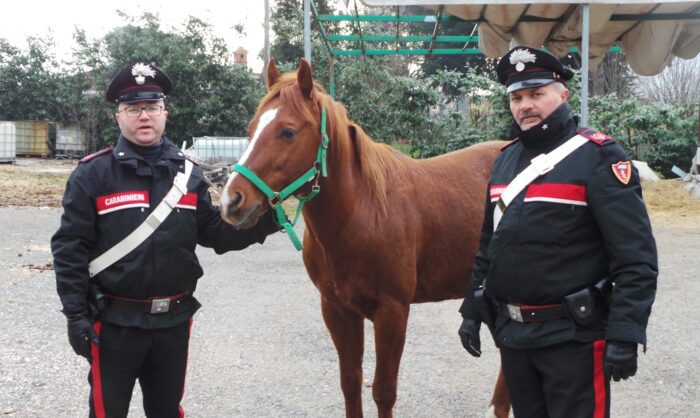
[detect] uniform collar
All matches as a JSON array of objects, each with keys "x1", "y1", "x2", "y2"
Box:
[
  {"x1": 510, "y1": 102, "x2": 577, "y2": 153},
  {"x1": 113, "y1": 136, "x2": 186, "y2": 163}
]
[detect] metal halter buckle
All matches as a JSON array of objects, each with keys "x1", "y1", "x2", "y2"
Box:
[{"x1": 268, "y1": 193, "x2": 282, "y2": 207}]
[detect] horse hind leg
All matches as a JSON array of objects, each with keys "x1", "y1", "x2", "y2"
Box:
[
  {"x1": 321, "y1": 299, "x2": 365, "y2": 418},
  {"x1": 371, "y1": 300, "x2": 410, "y2": 418},
  {"x1": 488, "y1": 365, "x2": 511, "y2": 418}
]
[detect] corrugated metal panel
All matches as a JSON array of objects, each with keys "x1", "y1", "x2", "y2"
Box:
[
  {"x1": 15, "y1": 121, "x2": 50, "y2": 156},
  {"x1": 0, "y1": 122, "x2": 17, "y2": 161}
]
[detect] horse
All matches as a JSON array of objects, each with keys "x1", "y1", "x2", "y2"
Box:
[{"x1": 220, "y1": 58, "x2": 511, "y2": 418}]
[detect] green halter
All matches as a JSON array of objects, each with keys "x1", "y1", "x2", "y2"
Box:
[{"x1": 232, "y1": 107, "x2": 329, "y2": 250}]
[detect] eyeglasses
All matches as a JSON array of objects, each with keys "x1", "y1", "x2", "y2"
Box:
[{"x1": 118, "y1": 105, "x2": 164, "y2": 118}]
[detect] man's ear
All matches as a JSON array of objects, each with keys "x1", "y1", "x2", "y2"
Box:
[{"x1": 561, "y1": 88, "x2": 570, "y2": 101}]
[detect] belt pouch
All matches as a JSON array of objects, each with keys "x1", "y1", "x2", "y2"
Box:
[{"x1": 562, "y1": 287, "x2": 597, "y2": 327}]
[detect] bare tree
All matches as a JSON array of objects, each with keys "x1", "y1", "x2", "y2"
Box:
[
  {"x1": 590, "y1": 53, "x2": 636, "y2": 98},
  {"x1": 636, "y1": 56, "x2": 700, "y2": 104}
]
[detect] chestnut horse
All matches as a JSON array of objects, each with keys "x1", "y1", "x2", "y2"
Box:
[{"x1": 220, "y1": 59, "x2": 510, "y2": 418}]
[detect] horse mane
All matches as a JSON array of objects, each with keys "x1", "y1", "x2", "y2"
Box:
[{"x1": 258, "y1": 73, "x2": 410, "y2": 213}]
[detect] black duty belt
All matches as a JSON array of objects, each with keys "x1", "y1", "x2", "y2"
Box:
[
  {"x1": 104, "y1": 292, "x2": 189, "y2": 314},
  {"x1": 500, "y1": 302, "x2": 567, "y2": 323}
]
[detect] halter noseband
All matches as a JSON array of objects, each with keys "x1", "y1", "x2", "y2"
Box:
[{"x1": 232, "y1": 107, "x2": 329, "y2": 250}]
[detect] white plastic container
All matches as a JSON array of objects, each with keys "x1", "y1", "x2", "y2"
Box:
[
  {"x1": 0, "y1": 122, "x2": 17, "y2": 162},
  {"x1": 56, "y1": 126, "x2": 88, "y2": 157},
  {"x1": 190, "y1": 137, "x2": 249, "y2": 164}
]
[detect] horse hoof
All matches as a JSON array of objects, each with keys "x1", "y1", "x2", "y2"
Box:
[
  {"x1": 486, "y1": 405, "x2": 497, "y2": 418},
  {"x1": 486, "y1": 404, "x2": 511, "y2": 418}
]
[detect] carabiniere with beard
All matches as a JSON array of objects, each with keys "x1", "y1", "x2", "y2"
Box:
[{"x1": 458, "y1": 46, "x2": 658, "y2": 418}]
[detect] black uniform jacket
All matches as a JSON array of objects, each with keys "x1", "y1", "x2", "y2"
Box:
[
  {"x1": 52, "y1": 136, "x2": 278, "y2": 329},
  {"x1": 462, "y1": 103, "x2": 658, "y2": 349}
]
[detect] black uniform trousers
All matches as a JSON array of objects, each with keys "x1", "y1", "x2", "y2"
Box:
[
  {"x1": 500, "y1": 339, "x2": 610, "y2": 418},
  {"x1": 88, "y1": 319, "x2": 192, "y2": 418}
]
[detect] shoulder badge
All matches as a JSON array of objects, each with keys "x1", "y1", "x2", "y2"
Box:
[
  {"x1": 500, "y1": 137, "x2": 521, "y2": 152},
  {"x1": 612, "y1": 161, "x2": 632, "y2": 185},
  {"x1": 577, "y1": 128, "x2": 614, "y2": 147},
  {"x1": 80, "y1": 146, "x2": 113, "y2": 164}
]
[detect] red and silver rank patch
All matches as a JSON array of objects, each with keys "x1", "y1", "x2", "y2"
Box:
[{"x1": 612, "y1": 161, "x2": 631, "y2": 185}]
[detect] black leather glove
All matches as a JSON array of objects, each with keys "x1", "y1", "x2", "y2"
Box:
[
  {"x1": 458, "y1": 318, "x2": 482, "y2": 357},
  {"x1": 604, "y1": 340, "x2": 638, "y2": 381},
  {"x1": 67, "y1": 315, "x2": 99, "y2": 360}
]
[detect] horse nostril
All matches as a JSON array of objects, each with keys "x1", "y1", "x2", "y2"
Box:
[{"x1": 226, "y1": 191, "x2": 244, "y2": 213}]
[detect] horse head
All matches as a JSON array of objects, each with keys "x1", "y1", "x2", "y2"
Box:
[{"x1": 220, "y1": 59, "x2": 328, "y2": 229}]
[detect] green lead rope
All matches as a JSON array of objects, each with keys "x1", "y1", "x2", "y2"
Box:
[{"x1": 232, "y1": 107, "x2": 330, "y2": 250}]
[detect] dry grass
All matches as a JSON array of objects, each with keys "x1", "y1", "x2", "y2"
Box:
[
  {"x1": 643, "y1": 179, "x2": 700, "y2": 228},
  {"x1": 0, "y1": 160, "x2": 74, "y2": 207}
]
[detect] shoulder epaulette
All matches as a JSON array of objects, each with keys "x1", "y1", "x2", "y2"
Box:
[
  {"x1": 500, "y1": 137, "x2": 521, "y2": 152},
  {"x1": 577, "y1": 128, "x2": 614, "y2": 147},
  {"x1": 79, "y1": 146, "x2": 113, "y2": 164}
]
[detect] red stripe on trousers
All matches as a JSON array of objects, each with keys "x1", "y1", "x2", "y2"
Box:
[
  {"x1": 593, "y1": 340, "x2": 607, "y2": 418},
  {"x1": 91, "y1": 321, "x2": 106, "y2": 418},
  {"x1": 178, "y1": 317, "x2": 194, "y2": 418}
]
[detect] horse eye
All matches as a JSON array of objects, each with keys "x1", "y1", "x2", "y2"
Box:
[{"x1": 280, "y1": 128, "x2": 297, "y2": 140}]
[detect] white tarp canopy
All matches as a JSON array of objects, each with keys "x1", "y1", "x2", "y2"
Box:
[{"x1": 360, "y1": 1, "x2": 700, "y2": 75}]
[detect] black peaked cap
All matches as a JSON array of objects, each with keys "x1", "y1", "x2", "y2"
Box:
[
  {"x1": 106, "y1": 62, "x2": 173, "y2": 103},
  {"x1": 496, "y1": 46, "x2": 574, "y2": 93}
]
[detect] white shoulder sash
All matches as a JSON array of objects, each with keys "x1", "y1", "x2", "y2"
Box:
[
  {"x1": 88, "y1": 159, "x2": 194, "y2": 277},
  {"x1": 493, "y1": 134, "x2": 588, "y2": 231}
]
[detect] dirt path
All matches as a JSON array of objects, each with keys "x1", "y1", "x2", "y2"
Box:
[{"x1": 0, "y1": 158, "x2": 698, "y2": 417}]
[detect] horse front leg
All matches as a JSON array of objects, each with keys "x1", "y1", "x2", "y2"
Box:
[
  {"x1": 371, "y1": 299, "x2": 410, "y2": 418},
  {"x1": 321, "y1": 298, "x2": 365, "y2": 418}
]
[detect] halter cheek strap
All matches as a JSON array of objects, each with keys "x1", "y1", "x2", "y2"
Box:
[{"x1": 232, "y1": 107, "x2": 330, "y2": 250}]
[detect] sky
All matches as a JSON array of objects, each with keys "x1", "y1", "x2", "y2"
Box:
[{"x1": 0, "y1": 0, "x2": 269, "y2": 72}]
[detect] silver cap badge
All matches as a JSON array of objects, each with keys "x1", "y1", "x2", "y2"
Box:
[
  {"x1": 131, "y1": 63, "x2": 157, "y2": 85},
  {"x1": 509, "y1": 49, "x2": 537, "y2": 72}
]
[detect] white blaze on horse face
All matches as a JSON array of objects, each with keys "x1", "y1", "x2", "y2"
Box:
[
  {"x1": 221, "y1": 108, "x2": 279, "y2": 211},
  {"x1": 239, "y1": 108, "x2": 279, "y2": 165}
]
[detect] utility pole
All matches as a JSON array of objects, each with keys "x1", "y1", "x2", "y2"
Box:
[
  {"x1": 304, "y1": 0, "x2": 311, "y2": 63},
  {"x1": 264, "y1": 0, "x2": 270, "y2": 83}
]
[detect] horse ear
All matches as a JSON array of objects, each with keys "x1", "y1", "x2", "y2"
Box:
[
  {"x1": 297, "y1": 58, "x2": 314, "y2": 98},
  {"x1": 348, "y1": 124, "x2": 358, "y2": 145},
  {"x1": 347, "y1": 123, "x2": 365, "y2": 169},
  {"x1": 266, "y1": 58, "x2": 281, "y2": 89}
]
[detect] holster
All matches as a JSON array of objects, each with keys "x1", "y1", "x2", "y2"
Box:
[
  {"x1": 592, "y1": 277, "x2": 613, "y2": 309},
  {"x1": 562, "y1": 278, "x2": 611, "y2": 327},
  {"x1": 88, "y1": 284, "x2": 106, "y2": 319},
  {"x1": 474, "y1": 284, "x2": 497, "y2": 333}
]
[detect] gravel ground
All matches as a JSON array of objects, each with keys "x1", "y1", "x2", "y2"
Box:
[{"x1": 0, "y1": 206, "x2": 698, "y2": 417}]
